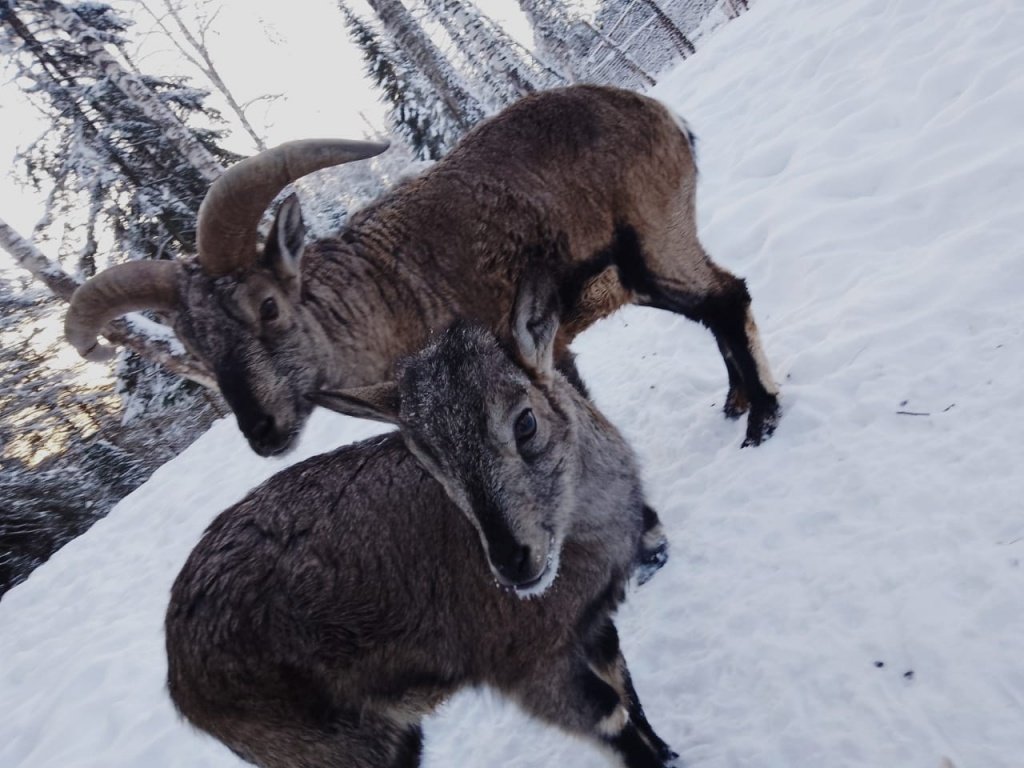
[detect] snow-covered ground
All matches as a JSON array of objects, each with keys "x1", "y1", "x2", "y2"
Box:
[{"x1": 3, "y1": 0, "x2": 1023, "y2": 765}]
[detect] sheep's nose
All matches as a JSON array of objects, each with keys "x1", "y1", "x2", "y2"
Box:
[
  {"x1": 250, "y1": 415, "x2": 276, "y2": 442},
  {"x1": 494, "y1": 544, "x2": 535, "y2": 586}
]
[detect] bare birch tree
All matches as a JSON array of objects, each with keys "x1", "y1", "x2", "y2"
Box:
[
  {"x1": 724, "y1": 0, "x2": 750, "y2": 19},
  {"x1": 0, "y1": 217, "x2": 214, "y2": 388},
  {"x1": 134, "y1": 0, "x2": 277, "y2": 151},
  {"x1": 341, "y1": 3, "x2": 461, "y2": 158},
  {"x1": 516, "y1": 0, "x2": 654, "y2": 87},
  {"x1": 1, "y1": 0, "x2": 228, "y2": 389},
  {"x1": 633, "y1": 0, "x2": 695, "y2": 56}
]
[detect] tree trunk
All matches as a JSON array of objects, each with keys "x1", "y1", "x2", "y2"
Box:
[
  {"x1": 39, "y1": 0, "x2": 225, "y2": 182},
  {"x1": 0, "y1": 218, "x2": 79, "y2": 301},
  {"x1": 633, "y1": 0, "x2": 695, "y2": 56},
  {"x1": 0, "y1": 217, "x2": 216, "y2": 389},
  {"x1": 583, "y1": 18, "x2": 656, "y2": 87},
  {"x1": 0, "y1": 4, "x2": 197, "y2": 251},
  {"x1": 725, "y1": 0, "x2": 750, "y2": 20},
  {"x1": 517, "y1": 0, "x2": 654, "y2": 87},
  {"x1": 421, "y1": 0, "x2": 564, "y2": 106},
  {"x1": 364, "y1": 0, "x2": 485, "y2": 129},
  {"x1": 516, "y1": 0, "x2": 585, "y2": 81}
]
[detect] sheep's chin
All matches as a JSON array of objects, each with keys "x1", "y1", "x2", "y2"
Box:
[{"x1": 510, "y1": 541, "x2": 563, "y2": 600}]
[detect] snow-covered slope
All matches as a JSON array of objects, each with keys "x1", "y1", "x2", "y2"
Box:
[{"x1": 3, "y1": 0, "x2": 1023, "y2": 765}]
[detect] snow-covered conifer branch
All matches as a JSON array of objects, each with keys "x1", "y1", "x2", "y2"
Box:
[{"x1": 40, "y1": 0, "x2": 225, "y2": 182}]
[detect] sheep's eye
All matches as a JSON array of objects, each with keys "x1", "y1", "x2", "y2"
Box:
[
  {"x1": 514, "y1": 408, "x2": 537, "y2": 444},
  {"x1": 260, "y1": 297, "x2": 279, "y2": 323}
]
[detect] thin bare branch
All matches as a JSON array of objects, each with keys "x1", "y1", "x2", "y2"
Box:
[
  {"x1": 240, "y1": 92, "x2": 283, "y2": 109},
  {"x1": 134, "y1": 0, "x2": 269, "y2": 151},
  {"x1": 40, "y1": 0, "x2": 225, "y2": 181},
  {"x1": 0, "y1": 216, "x2": 215, "y2": 389}
]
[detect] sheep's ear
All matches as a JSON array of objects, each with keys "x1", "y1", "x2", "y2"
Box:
[
  {"x1": 511, "y1": 269, "x2": 560, "y2": 380},
  {"x1": 263, "y1": 194, "x2": 306, "y2": 291},
  {"x1": 308, "y1": 383, "x2": 400, "y2": 425}
]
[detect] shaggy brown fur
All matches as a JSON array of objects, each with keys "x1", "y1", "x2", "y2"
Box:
[
  {"x1": 72, "y1": 85, "x2": 780, "y2": 456},
  {"x1": 167, "y1": 279, "x2": 676, "y2": 768}
]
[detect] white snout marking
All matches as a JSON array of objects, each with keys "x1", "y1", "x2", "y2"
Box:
[{"x1": 509, "y1": 536, "x2": 563, "y2": 600}]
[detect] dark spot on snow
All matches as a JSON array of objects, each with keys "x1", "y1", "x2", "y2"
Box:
[
  {"x1": 903, "y1": 670, "x2": 914, "y2": 680},
  {"x1": 874, "y1": 661, "x2": 884, "y2": 668}
]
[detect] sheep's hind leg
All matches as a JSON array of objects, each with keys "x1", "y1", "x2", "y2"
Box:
[
  {"x1": 610, "y1": 220, "x2": 779, "y2": 446},
  {"x1": 642, "y1": 269, "x2": 780, "y2": 447}
]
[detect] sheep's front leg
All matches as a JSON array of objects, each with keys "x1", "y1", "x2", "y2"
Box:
[
  {"x1": 635, "y1": 505, "x2": 669, "y2": 586},
  {"x1": 583, "y1": 618, "x2": 678, "y2": 766},
  {"x1": 606, "y1": 658, "x2": 677, "y2": 766},
  {"x1": 513, "y1": 636, "x2": 676, "y2": 768}
]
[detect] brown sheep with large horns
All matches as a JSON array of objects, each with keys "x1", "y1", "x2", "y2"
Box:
[{"x1": 65, "y1": 85, "x2": 780, "y2": 456}]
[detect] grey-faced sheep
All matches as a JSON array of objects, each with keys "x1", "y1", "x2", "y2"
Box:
[
  {"x1": 165, "y1": 275, "x2": 676, "y2": 768},
  {"x1": 67, "y1": 84, "x2": 780, "y2": 457}
]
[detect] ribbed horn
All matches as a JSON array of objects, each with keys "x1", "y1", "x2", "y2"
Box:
[
  {"x1": 196, "y1": 139, "x2": 390, "y2": 277},
  {"x1": 65, "y1": 260, "x2": 182, "y2": 362}
]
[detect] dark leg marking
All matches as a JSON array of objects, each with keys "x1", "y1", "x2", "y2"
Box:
[
  {"x1": 512, "y1": 645, "x2": 673, "y2": 768},
  {"x1": 620, "y1": 663, "x2": 677, "y2": 764},
  {"x1": 606, "y1": 722, "x2": 673, "y2": 768},
  {"x1": 715, "y1": 336, "x2": 750, "y2": 419},
  {"x1": 583, "y1": 619, "x2": 677, "y2": 766},
  {"x1": 391, "y1": 724, "x2": 424, "y2": 768},
  {"x1": 604, "y1": 222, "x2": 779, "y2": 447},
  {"x1": 678, "y1": 282, "x2": 779, "y2": 446},
  {"x1": 577, "y1": 580, "x2": 626, "y2": 660},
  {"x1": 584, "y1": 615, "x2": 622, "y2": 669},
  {"x1": 580, "y1": 665, "x2": 626, "y2": 719},
  {"x1": 559, "y1": 222, "x2": 779, "y2": 446}
]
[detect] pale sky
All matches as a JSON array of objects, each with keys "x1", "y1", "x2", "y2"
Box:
[{"x1": 0, "y1": 0, "x2": 536, "y2": 239}]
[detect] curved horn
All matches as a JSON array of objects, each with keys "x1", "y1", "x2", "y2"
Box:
[
  {"x1": 197, "y1": 139, "x2": 390, "y2": 277},
  {"x1": 64, "y1": 260, "x2": 182, "y2": 362}
]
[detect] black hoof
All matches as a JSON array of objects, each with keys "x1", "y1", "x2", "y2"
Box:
[
  {"x1": 723, "y1": 387, "x2": 750, "y2": 420},
  {"x1": 635, "y1": 505, "x2": 669, "y2": 585},
  {"x1": 741, "y1": 396, "x2": 780, "y2": 447},
  {"x1": 635, "y1": 538, "x2": 669, "y2": 586}
]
